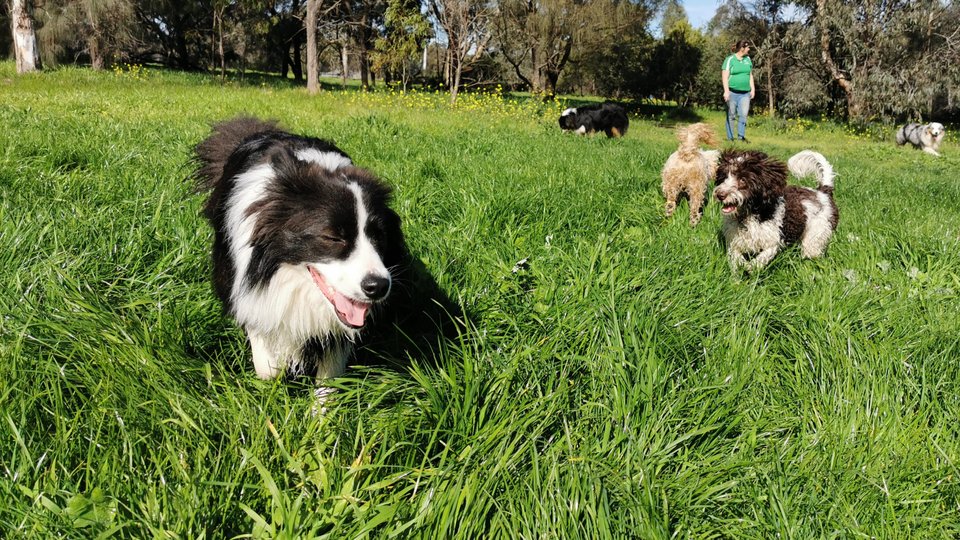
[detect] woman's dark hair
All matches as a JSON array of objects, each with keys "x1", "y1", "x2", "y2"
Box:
[{"x1": 732, "y1": 40, "x2": 752, "y2": 52}]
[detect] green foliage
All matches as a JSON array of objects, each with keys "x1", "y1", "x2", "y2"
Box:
[
  {"x1": 560, "y1": 0, "x2": 658, "y2": 97},
  {"x1": 643, "y1": 23, "x2": 704, "y2": 105},
  {"x1": 372, "y1": 0, "x2": 432, "y2": 90},
  {"x1": 1, "y1": 63, "x2": 960, "y2": 537},
  {"x1": 37, "y1": 0, "x2": 137, "y2": 69},
  {"x1": 780, "y1": 0, "x2": 960, "y2": 121}
]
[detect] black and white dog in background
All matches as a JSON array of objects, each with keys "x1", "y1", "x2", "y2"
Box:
[
  {"x1": 194, "y1": 117, "x2": 406, "y2": 391},
  {"x1": 896, "y1": 122, "x2": 945, "y2": 156},
  {"x1": 559, "y1": 102, "x2": 629, "y2": 138}
]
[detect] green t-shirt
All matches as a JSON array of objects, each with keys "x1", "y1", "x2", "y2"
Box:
[{"x1": 722, "y1": 54, "x2": 753, "y2": 92}]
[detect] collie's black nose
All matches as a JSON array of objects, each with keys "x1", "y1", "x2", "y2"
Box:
[{"x1": 361, "y1": 275, "x2": 391, "y2": 300}]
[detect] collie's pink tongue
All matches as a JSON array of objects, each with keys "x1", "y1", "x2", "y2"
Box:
[
  {"x1": 308, "y1": 267, "x2": 370, "y2": 328},
  {"x1": 722, "y1": 204, "x2": 737, "y2": 214},
  {"x1": 333, "y1": 294, "x2": 369, "y2": 327}
]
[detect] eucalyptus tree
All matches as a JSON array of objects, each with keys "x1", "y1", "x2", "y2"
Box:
[
  {"x1": 790, "y1": 0, "x2": 960, "y2": 121},
  {"x1": 349, "y1": 0, "x2": 387, "y2": 88},
  {"x1": 493, "y1": 0, "x2": 579, "y2": 97},
  {"x1": 372, "y1": 0, "x2": 431, "y2": 91},
  {"x1": 426, "y1": 0, "x2": 495, "y2": 104},
  {"x1": 659, "y1": 0, "x2": 687, "y2": 33},
  {"x1": 749, "y1": 0, "x2": 791, "y2": 116},
  {"x1": 136, "y1": 0, "x2": 209, "y2": 69},
  {"x1": 37, "y1": 0, "x2": 137, "y2": 70},
  {"x1": 305, "y1": 0, "x2": 333, "y2": 93},
  {"x1": 564, "y1": 0, "x2": 659, "y2": 97},
  {"x1": 269, "y1": 0, "x2": 307, "y2": 80},
  {"x1": 10, "y1": 0, "x2": 41, "y2": 72},
  {"x1": 212, "y1": 0, "x2": 233, "y2": 79},
  {"x1": 648, "y1": 20, "x2": 703, "y2": 106}
]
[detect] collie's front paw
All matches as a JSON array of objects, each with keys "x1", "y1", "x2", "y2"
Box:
[{"x1": 312, "y1": 385, "x2": 338, "y2": 416}]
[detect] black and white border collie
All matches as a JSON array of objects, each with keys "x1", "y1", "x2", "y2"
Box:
[
  {"x1": 194, "y1": 117, "x2": 405, "y2": 387},
  {"x1": 714, "y1": 150, "x2": 838, "y2": 272},
  {"x1": 558, "y1": 102, "x2": 629, "y2": 138}
]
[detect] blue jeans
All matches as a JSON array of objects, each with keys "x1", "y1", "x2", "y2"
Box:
[{"x1": 726, "y1": 91, "x2": 750, "y2": 140}]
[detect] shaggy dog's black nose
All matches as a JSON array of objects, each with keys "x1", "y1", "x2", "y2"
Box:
[{"x1": 361, "y1": 275, "x2": 390, "y2": 300}]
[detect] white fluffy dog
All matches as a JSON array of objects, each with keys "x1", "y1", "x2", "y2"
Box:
[
  {"x1": 660, "y1": 123, "x2": 720, "y2": 226},
  {"x1": 896, "y1": 122, "x2": 945, "y2": 156}
]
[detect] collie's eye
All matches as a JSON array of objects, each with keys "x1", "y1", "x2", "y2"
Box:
[{"x1": 321, "y1": 234, "x2": 346, "y2": 244}]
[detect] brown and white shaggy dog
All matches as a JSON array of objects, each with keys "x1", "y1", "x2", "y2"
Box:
[
  {"x1": 661, "y1": 123, "x2": 721, "y2": 226},
  {"x1": 714, "y1": 149, "x2": 838, "y2": 272}
]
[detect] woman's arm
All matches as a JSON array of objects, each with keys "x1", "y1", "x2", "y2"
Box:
[{"x1": 722, "y1": 69, "x2": 730, "y2": 102}]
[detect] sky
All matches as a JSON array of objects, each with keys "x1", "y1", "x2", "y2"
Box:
[
  {"x1": 681, "y1": 0, "x2": 721, "y2": 29},
  {"x1": 678, "y1": 0, "x2": 805, "y2": 30}
]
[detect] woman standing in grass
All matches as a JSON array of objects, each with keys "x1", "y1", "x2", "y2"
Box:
[{"x1": 722, "y1": 40, "x2": 755, "y2": 142}]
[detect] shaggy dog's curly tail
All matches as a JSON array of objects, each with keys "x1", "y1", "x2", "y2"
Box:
[
  {"x1": 676, "y1": 122, "x2": 718, "y2": 148},
  {"x1": 788, "y1": 150, "x2": 834, "y2": 194}
]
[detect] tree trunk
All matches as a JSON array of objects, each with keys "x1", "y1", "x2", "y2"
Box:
[
  {"x1": 543, "y1": 71, "x2": 558, "y2": 98},
  {"x1": 450, "y1": 55, "x2": 462, "y2": 105},
  {"x1": 218, "y1": 25, "x2": 225, "y2": 80},
  {"x1": 358, "y1": 14, "x2": 370, "y2": 89},
  {"x1": 306, "y1": 0, "x2": 319, "y2": 94},
  {"x1": 210, "y1": 10, "x2": 216, "y2": 70},
  {"x1": 844, "y1": 74, "x2": 866, "y2": 121},
  {"x1": 444, "y1": 48, "x2": 452, "y2": 87},
  {"x1": 765, "y1": 62, "x2": 774, "y2": 116},
  {"x1": 360, "y1": 49, "x2": 369, "y2": 89},
  {"x1": 11, "y1": 0, "x2": 41, "y2": 73},
  {"x1": 543, "y1": 38, "x2": 572, "y2": 98},
  {"x1": 815, "y1": 0, "x2": 857, "y2": 120},
  {"x1": 86, "y1": 7, "x2": 105, "y2": 70},
  {"x1": 531, "y1": 47, "x2": 541, "y2": 93},
  {"x1": 290, "y1": 41, "x2": 303, "y2": 81},
  {"x1": 88, "y1": 35, "x2": 104, "y2": 70},
  {"x1": 214, "y1": 8, "x2": 226, "y2": 80},
  {"x1": 341, "y1": 42, "x2": 349, "y2": 87},
  {"x1": 175, "y1": 33, "x2": 192, "y2": 69}
]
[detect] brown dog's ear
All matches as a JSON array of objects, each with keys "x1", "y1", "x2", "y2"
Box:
[{"x1": 749, "y1": 155, "x2": 787, "y2": 204}]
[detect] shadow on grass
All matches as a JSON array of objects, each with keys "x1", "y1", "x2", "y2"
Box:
[
  {"x1": 550, "y1": 96, "x2": 715, "y2": 127},
  {"x1": 186, "y1": 252, "x2": 467, "y2": 381},
  {"x1": 355, "y1": 254, "x2": 468, "y2": 373},
  {"x1": 648, "y1": 106, "x2": 711, "y2": 126},
  {"x1": 128, "y1": 63, "x2": 379, "y2": 92}
]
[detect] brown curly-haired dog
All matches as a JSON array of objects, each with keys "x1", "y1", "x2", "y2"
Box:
[
  {"x1": 714, "y1": 149, "x2": 838, "y2": 272},
  {"x1": 661, "y1": 123, "x2": 720, "y2": 226}
]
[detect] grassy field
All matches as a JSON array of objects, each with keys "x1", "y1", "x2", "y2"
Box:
[{"x1": 1, "y1": 62, "x2": 959, "y2": 538}]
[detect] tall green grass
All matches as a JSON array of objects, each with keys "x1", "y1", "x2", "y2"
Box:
[{"x1": 1, "y1": 62, "x2": 959, "y2": 538}]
